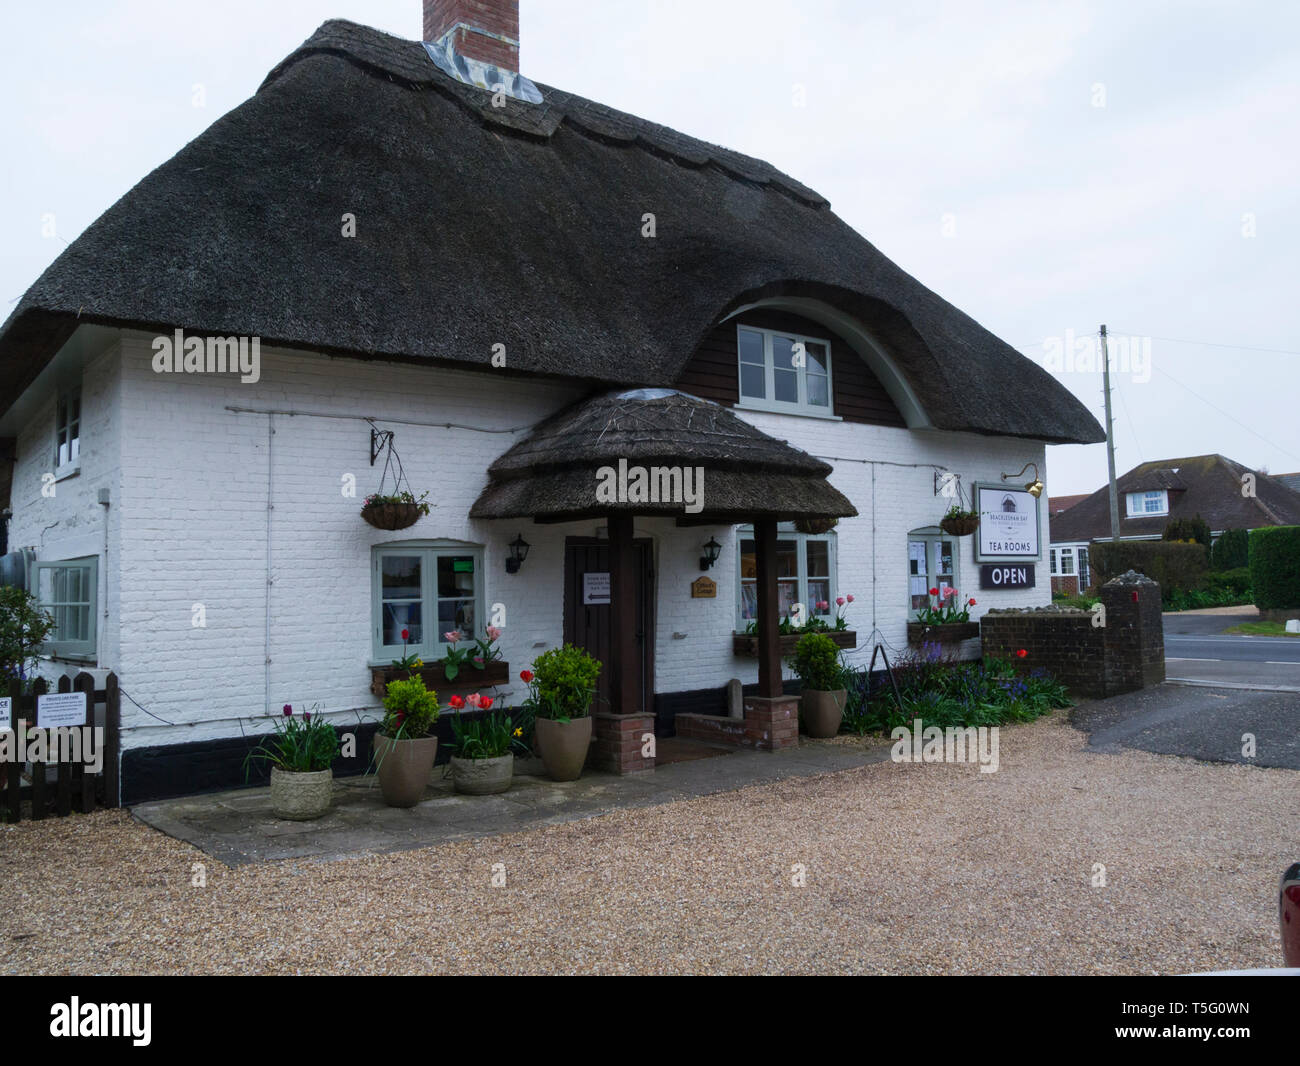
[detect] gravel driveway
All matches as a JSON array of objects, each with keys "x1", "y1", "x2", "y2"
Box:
[{"x1": 2, "y1": 712, "x2": 1295, "y2": 975}]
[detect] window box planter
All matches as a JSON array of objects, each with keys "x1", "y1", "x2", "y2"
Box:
[
  {"x1": 370, "y1": 660, "x2": 510, "y2": 698},
  {"x1": 906, "y1": 621, "x2": 980, "y2": 645},
  {"x1": 361, "y1": 501, "x2": 424, "y2": 531},
  {"x1": 732, "y1": 630, "x2": 857, "y2": 657},
  {"x1": 939, "y1": 514, "x2": 980, "y2": 537}
]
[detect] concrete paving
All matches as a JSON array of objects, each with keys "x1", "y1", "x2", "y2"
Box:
[
  {"x1": 1072, "y1": 682, "x2": 1300, "y2": 769},
  {"x1": 132, "y1": 740, "x2": 894, "y2": 866}
]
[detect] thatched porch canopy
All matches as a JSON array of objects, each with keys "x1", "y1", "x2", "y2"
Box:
[{"x1": 469, "y1": 389, "x2": 857, "y2": 524}]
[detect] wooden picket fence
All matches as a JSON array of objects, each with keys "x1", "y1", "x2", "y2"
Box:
[{"x1": 2, "y1": 672, "x2": 120, "y2": 822}]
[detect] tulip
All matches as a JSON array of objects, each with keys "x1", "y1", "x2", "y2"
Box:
[
  {"x1": 444, "y1": 630, "x2": 462, "y2": 643},
  {"x1": 449, "y1": 695, "x2": 465, "y2": 710},
  {"x1": 401, "y1": 628, "x2": 409, "y2": 641},
  {"x1": 486, "y1": 626, "x2": 503, "y2": 641},
  {"x1": 520, "y1": 670, "x2": 534, "y2": 683},
  {"x1": 282, "y1": 704, "x2": 293, "y2": 716},
  {"x1": 929, "y1": 588, "x2": 939, "y2": 597},
  {"x1": 846, "y1": 594, "x2": 855, "y2": 603},
  {"x1": 1016, "y1": 649, "x2": 1028, "y2": 659},
  {"x1": 481, "y1": 697, "x2": 494, "y2": 710},
  {"x1": 836, "y1": 596, "x2": 845, "y2": 606}
]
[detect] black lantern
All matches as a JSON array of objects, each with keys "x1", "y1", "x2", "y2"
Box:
[
  {"x1": 699, "y1": 536, "x2": 722, "y2": 572},
  {"x1": 506, "y1": 533, "x2": 531, "y2": 574}
]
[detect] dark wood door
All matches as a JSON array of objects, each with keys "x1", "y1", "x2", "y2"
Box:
[{"x1": 563, "y1": 537, "x2": 655, "y2": 717}]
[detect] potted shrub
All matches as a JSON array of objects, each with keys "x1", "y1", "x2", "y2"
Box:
[
  {"x1": 939, "y1": 504, "x2": 980, "y2": 536},
  {"x1": 360, "y1": 489, "x2": 431, "y2": 531},
  {"x1": 907, "y1": 587, "x2": 980, "y2": 644},
  {"x1": 522, "y1": 645, "x2": 600, "y2": 781},
  {"x1": 789, "y1": 631, "x2": 847, "y2": 738},
  {"x1": 446, "y1": 694, "x2": 522, "y2": 795},
  {"x1": 373, "y1": 675, "x2": 440, "y2": 807},
  {"x1": 246, "y1": 704, "x2": 339, "y2": 821}
]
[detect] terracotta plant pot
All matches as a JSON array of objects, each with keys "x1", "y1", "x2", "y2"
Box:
[
  {"x1": 449, "y1": 754, "x2": 514, "y2": 795},
  {"x1": 800, "y1": 688, "x2": 846, "y2": 739},
  {"x1": 269, "y1": 767, "x2": 333, "y2": 820},
  {"x1": 373, "y1": 733, "x2": 438, "y2": 807},
  {"x1": 533, "y1": 716, "x2": 592, "y2": 781}
]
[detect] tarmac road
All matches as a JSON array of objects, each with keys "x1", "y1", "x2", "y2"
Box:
[{"x1": 1163, "y1": 609, "x2": 1300, "y2": 691}]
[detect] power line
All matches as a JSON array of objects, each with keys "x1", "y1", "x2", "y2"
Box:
[{"x1": 1153, "y1": 363, "x2": 1300, "y2": 464}]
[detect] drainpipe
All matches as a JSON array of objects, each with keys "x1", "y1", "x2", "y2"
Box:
[
  {"x1": 98, "y1": 487, "x2": 110, "y2": 666},
  {"x1": 265, "y1": 415, "x2": 274, "y2": 716}
]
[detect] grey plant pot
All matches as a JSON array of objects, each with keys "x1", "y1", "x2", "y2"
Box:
[
  {"x1": 269, "y1": 767, "x2": 333, "y2": 820},
  {"x1": 800, "y1": 688, "x2": 847, "y2": 739},
  {"x1": 534, "y1": 716, "x2": 592, "y2": 781},
  {"x1": 449, "y1": 754, "x2": 514, "y2": 795}
]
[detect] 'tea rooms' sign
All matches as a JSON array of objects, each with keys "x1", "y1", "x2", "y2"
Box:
[{"x1": 975, "y1": 483, "x2": 1040, "y2": 562}]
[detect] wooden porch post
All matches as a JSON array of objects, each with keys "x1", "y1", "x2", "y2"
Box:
[
  {"x1": 607, "y1": 512, "x2": 640, "y2": 715},
  {"x1": 754, "y1": 518, "x2": 783, "y2": 698}
]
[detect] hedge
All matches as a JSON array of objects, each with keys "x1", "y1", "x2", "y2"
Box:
[
  {"x1": 1211, "y1": 528, "x2": 1249, "y2": 570},
  {"x1": 1163, "y1": 514, "x2": 1211, "y2": 550},
  {"x1": 1249, "y1": 526, "x2": 1300, "y2": 609},
  {"x1": 1090, "y1": 539, "x2": 1209, "y2": 593}
]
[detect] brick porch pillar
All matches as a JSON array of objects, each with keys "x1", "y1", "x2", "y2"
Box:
[
  {"x1": 590, "y1": 712, "x2": 656, "y2": 774},
  {"x1": 742, "y1": 693, "x2": 799, "y2": 751}
]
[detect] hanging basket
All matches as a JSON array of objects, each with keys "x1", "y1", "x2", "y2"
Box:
[
  {"x1": 794, "y1": 517, "x2": 839, "y2": 535},
  {"x1": 362, "y1": 501, "x2": 424, "y2": 531},
  {"x1": 939, "y1": 514, "x2": 980, "y2": 537}
]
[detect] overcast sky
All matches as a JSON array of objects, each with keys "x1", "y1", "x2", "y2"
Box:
[{"x1": 2, "y1": 0, "x2": 1297, "y2": 495}]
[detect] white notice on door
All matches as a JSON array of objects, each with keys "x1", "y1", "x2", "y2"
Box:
[
  {"x1": 583, "y1": 572, "x2": 611, "y2": 605},
  {"x1": 36, "y1": 691, "x2": 87, "y2": 728}
]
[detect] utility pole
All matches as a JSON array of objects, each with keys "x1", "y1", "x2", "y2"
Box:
[{"x1": 1100, "y1": 324, "x2": 1121, "y2": 541}]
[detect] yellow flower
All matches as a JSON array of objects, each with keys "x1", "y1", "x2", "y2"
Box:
[
  {"x1": 413, "y1": 658, "x2": 423, "y2": 668},
  {"x1": 513, "y1": 728, "x2": 522, "y2": 737}
]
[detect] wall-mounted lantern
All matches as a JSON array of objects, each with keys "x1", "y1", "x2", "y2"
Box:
[
  {"x1": 506, "y1": 533, "x2": 531, "y2": 574},
  {"x1": 699, "y1": 536, "x2": 722, "y2": 572}
]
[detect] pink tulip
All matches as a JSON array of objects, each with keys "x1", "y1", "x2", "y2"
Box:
[
  {"x1": 486, "y1": 626, "x2": 503, "y2": 641},
  {"x1": 444, "y1": 630, "x2": 462, "y2": 643},
  {"x1": 466, "y1": 693, "x2": 483, "y2": 709},
  {"x1": 836, "y1": 597, "x2": 845, "y2": 607},
  {"x1": 846, "y1": 594, "x2": 855, "y2": 603}
]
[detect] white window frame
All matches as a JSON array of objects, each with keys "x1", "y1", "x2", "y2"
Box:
[
  {"x1": 34, "y1": 556, "x2": 98, "y2": 660},
  {"x1": 734, "y1": 324, "x2": 839, "y2": 418},
  {"x1": 53, "y1": 387, "x2": 81, "y2": 479},
  {"x1": 1125, "y1": 490, "x2": 1168, "y2": 517},
  {"x1": 371, "y1": 541, "x2": 486, "y2": 665},
  {"x1": 735, "y1": 524, "x2": 838, "y2": 630},
  {"x1": 908, "y1": 528, "x2": 960, "y2": 619}
]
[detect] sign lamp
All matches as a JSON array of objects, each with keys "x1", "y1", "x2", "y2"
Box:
[{"x1": 1001, "y1": 462, "x2": 1044, "y2": 498}]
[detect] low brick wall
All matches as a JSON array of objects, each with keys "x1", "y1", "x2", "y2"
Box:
[
  {"x1": 981, "y1": 570, "x2": 1165, "y2": 699},
  {"x1": 677, "y1": 694, "x2": 799, "y2": 751}
]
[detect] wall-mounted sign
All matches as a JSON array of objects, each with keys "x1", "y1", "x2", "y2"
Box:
[
  {"x1": 974, "y1": 483, "x2": 1041, "y2": 562},
  {"x1": 36, "y1": 691, "x2": 87, "y2": 729},
  {"x1": 691, "y1": 576, "x2": 717, "y2": 599},
  {"x1": 583, "y1": 572, "x2": 610, "y2": 605},
  {"x1": 980, "y1": 564, "x2": 1036, "y2": 590},
  {"x1": 0, "y1": 696, "x2": 10, "y2": 726}
]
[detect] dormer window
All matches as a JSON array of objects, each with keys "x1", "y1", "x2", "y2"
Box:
[
  {"x1": 736, "y1": 325, "x2": 835, "y2": 417},
  {"x1": 54, "y1": 388, "x2": 81, "y2": 478},
  {"x1": 1125, "y1": 490, "x2": 1168, "y2": 517}
]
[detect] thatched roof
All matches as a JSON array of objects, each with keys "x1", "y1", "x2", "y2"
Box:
[
  {"x1": 0, "y1": 19, "x2": 1102, "y2": 445},
  {"x1": 470, "y1": 389, "x2": 858, "y2": 522}
]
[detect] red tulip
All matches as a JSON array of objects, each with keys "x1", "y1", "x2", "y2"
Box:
[
  {"x1": 401, "y1": 628, "x2": 409, "y2": 641},
  {"x1": 1016, "y1": 649, "x2": 1028, "y2": 659},
  {"x1": 481, "y1": 697, "x2": 494, "y2": 710},
  {"x1": 968, "y1": 598, "x2": 976, "y2": 606},
  {"x1": 929, "y1": 588, "x2": 939, "y2": 597},
  {"x1": 449, "y1": 695, "x2": 465, "y2": 710},
  {"x1": 520, "y1": 670, "x2": 534, "y2": 683}
]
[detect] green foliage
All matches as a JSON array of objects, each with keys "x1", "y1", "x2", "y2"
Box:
[
  {"x1": 1203, "y1": 567, "x2": 1252, "y2": 598},
  {"x1": 1051, "y1": 592, "x2": 1100, "y2": 611},
  {"x1": 380, "y1": 676, "x2": 440, "y2": 738},
  {"x1": 0, "y1": 586, "x2": 54, "y2": 689},
  {"x1": 842, "y1": 644, "x2": 1072, "y2": 736},
  {"x1": 1162, "y1": 514, "x2": 1211, "y2": 549},
  {"x1": 1090, "y1": 539, "x2": 1208, "y2": 595},
  {"x1": 1250, "y1": 525, "x2": 1300, "y2": 609},
  {"x1": 1211, "y1": 528, "x2": 1249, "y2": 571},
  {"x1": 788, "y1": 631, "x2": 843, "y2": 691},
  {"x1": 245, "y1": 705, "x2": 339, "y2": 776},
  {"x1": 449, "y1": 710, "x2": 521, "y2": 760},
  {"x1": 525, "y1": 644, "x2": 601, "y2": 721}
]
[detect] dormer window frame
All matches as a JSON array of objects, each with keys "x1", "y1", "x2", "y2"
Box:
[
  {"x1": 734, "y1": 323, "x2": 841, "y2": 420},
  {"x1": 1125, "y1": 489, "x2": 1169, "y2": 517}
]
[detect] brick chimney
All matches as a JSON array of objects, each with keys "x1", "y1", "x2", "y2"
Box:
[{"x1": 424, "y1": 1, "x2": 519, "y2": 73}]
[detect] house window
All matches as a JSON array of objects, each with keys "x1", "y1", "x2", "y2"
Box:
[
  {"x1": 54, "y1": 389, "x2": 81, "y2": 475},
  {"x1": 1077, "y1": 547, "x2": 1091, "y2": 588},
  {"x1": 908, "y1": 531, "x2": 958, "y2": 615},
  {"x1": 372, "y1": 543, "x2": 484, "y2": 662},
  {"x1": 1125, "y1": 490, "x2": 1167, "y2": 517},
  {"x1": 735, "y1": 325, "x2": 833, "y2": 416},
  {"x1": 1049, "y1": 548, "x2": 1058, "y2": 573},
  {"x1": 34, "y1": 556, "x2": 97, "y2": 659},
  {"x1": 1060, "y1": 550, "x2": 1075, "y2": 576},
  {"x1": 736, "y1": 525, "x2": 837, "y2": 627}
]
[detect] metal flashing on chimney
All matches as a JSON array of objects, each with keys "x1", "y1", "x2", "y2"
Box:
[{"x1": 422, "y1": 33, "x2": 543, "y2": 104}]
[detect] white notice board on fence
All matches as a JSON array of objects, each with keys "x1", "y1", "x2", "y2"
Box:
[{"x1": 36, "y1": 691, "x2": 87, "y2": 728}]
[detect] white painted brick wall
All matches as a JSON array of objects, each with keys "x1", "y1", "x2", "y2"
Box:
[{"x1": 8, "y1": 331, "x2": 1054, "y2": 749}]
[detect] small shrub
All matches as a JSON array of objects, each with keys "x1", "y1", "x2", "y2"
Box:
[
  {"x1": 1091, "y1": 539, "x2": 1208, "y2": 593},
  {"x1": 1162, "y1": 514, "x2": 1211, "y2": 550},
  {"x1": 1250, "y1": 526, "x2": 1300, "y2": 609},
  {"x1": 526, "y1": 644, "x2": 601, "y2": 720},
  {"x1": 788, "y1": 631, "x2": 843, "y2": 691},
  {"x1": 0, "y1": 586, "x2": 54, "y2": 689},
  {"x1": 1211, "y1": 528, "x2": 1249, "y2": 571},
  {"x1": 1203, "y1": 567, "x2": 1252, "y2": 598},
  {"x1": 381, "y1": 676, "x2": 440, "y2": 738}
]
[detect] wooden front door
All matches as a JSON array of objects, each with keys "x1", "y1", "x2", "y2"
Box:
[{"x1": 563, "y1": 537, "x2": 655, "y2": 717}]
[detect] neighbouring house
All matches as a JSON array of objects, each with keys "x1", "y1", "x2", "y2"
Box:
[
  {"x1": 1048, "y1": 453, "x2": 1300, "y2": 594},
  {"x1": 1273, "y1": 472, "x2": 1300, "y2": 495},
  {"x1": 0, "y1": 4, "x2": 1102, "y2": 801}
]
